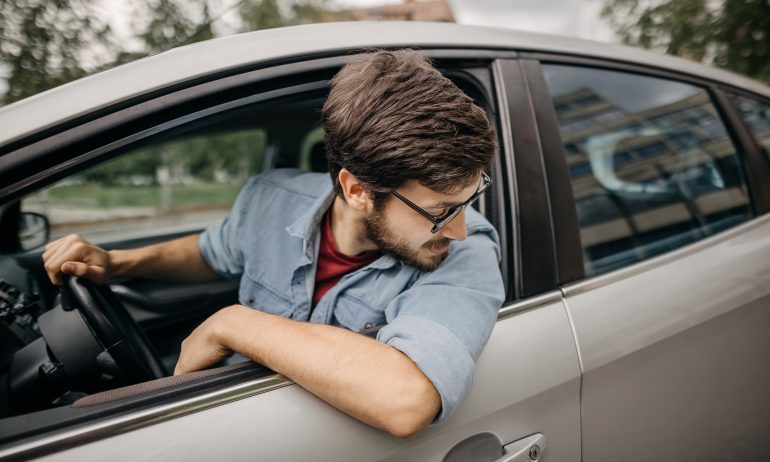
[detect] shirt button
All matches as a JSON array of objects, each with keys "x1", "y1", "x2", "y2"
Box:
[
  {"x1": 247, "y1": 298, "x2": 255, "y2": 305},
  {"x1": 364, "y1": 323, "x2": 373, "y2": 329}
]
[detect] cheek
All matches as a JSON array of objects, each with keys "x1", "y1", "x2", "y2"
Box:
[{"x1": 387, "y1": 208, "x2": 433, "y2": 244}]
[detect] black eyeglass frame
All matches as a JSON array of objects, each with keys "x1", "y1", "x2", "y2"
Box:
[{"x1": 390, "y1": 172, "x2": 492, "y2": 234}]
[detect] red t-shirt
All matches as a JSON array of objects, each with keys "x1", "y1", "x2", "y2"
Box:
[{"x1": 312, "y1": 211, "x2": 381, "y2": 307}]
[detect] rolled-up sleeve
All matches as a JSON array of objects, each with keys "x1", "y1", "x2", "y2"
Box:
[
  {"x1": 198, "y1": 177, "x2": 259, "y2": 280},
  {"x1": 376, "y1": 224, "x2": 505, "y2": 423}
]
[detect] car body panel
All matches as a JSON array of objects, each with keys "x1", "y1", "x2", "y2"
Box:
[
  {"x1": 565, "y1": 214, "x2": 770, "y2": 460},
  {"x1": 35, "y1": 295, "x2": 582, "y2": 462}
]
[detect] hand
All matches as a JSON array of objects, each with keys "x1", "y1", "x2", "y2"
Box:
[
  {"x1": 42, "y1": 234, "x2": 112, "y2": 286},
  {"x1": 174, "y1": 307, "x2": 236, "y2": 375}
]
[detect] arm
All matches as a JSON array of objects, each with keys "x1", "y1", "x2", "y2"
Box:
[
  {"x1": 43, "y1": 233, "x2": 219, "y2": 285},
  {"x1": 173, "y1": 305, "x2": 441, "y2": 438}
]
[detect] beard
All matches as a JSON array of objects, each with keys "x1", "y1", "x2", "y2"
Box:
[{"x1": 364, "y1": 207, "x2": 450, "y2": 272}]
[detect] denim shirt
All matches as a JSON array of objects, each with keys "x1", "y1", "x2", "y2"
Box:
[{"x1": 199, "y1": 169, "x2": 505, "y2": 423}]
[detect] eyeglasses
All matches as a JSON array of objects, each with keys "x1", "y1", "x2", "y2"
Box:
[{"x1": 391, "y1": 172, "x2": 492, "y2": 234}]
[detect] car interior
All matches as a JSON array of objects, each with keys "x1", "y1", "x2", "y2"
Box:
[{"x1": 0, "y1": 65, "x2": 504, "y2": 444}]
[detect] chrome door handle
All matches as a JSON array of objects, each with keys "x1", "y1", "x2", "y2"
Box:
[{"x1": 494, "y1": 433, "x2": 547, "y2": 462}]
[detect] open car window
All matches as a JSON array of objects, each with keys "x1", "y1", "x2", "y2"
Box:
[
  {"x1": 0, "y1": 62, "x2": 504, "y2": 450},
  {"x1": 20, "y1": 93, "x2": 329, "y2": 244}
]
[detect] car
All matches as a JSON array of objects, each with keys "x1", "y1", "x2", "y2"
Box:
[{"x1": 1, "y1": 21, "x2": 769, "y2": 461}]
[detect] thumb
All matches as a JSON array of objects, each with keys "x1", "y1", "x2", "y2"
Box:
[{"x1": 62, "y1": 262, "x2": 108, "y2": 284}]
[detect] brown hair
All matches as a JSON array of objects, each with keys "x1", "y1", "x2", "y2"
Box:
[{"x1": 322, "y1": 49, "x2": 496, "y2": 205}]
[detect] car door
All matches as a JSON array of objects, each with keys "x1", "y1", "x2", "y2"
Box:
[
  {"x1": 525, "y1": 55, "x2": 770, "y2": 461},
  {"x1": 0, "y1": 49, "x2": 581, "y2": 461}
]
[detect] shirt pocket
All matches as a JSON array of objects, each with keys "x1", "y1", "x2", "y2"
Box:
[
  {"x1": 239, "y1": 274, "x2": 293, "y2": 317},
  {"x1": 332, "y1": 291, "x2": 386, "y2": 332}
]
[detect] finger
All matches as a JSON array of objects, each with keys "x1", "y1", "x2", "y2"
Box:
[
  {"x1": 61, "y1": 262, "x2": 108, "y2": 284},
  {"x1": 44, "y1": 234, "x2": 83, "y2": 254},
  {"x1": 44, "y1": 240, "x2": 94, "y2": 286},
  {"x1": 173, "y1": 341, "x2": 189, "y2": 376},
  {"x1": 44, "y1": 242, "x2": 83, "y2": 286},
  {"x1": 43, "y1": 236, "x2": 66, "y2": 253},
  {"x1": 42, "y1": 236, "x2": 70, "y2": 263},
  {"x1": 44, "y1": 245, "x2": 71, "y2": 286}
]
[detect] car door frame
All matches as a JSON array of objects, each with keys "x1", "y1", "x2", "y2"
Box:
[
  {"x1": 523, "y1": 51, "x2": 770, "y2": 460},
  {"x1": 0, "y1": 47, "x2": 582, "y2": 460}
]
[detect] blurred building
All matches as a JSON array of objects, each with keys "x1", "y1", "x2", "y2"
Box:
[
  {"x1": 552, "y1": 86, "x2": 748, "y2": 275},
  {"x1": 324, "y1": 0, "x2": 454, "y2": 23}
]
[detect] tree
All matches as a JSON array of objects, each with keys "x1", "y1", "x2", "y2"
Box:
[
  {"x1": 135, "y1": 0, "x2": 215, "y2": 55},
  {"x1": 0, "y1": 0, "x2": 114, "y2": 105},
  {"x1": 601, "y1": 0, "x2": 770, "y2": 83},
  {"x1": 238, "y1": 0, "x2": 341, "y2": 32}
]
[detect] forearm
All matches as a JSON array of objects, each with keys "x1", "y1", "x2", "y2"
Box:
[
  {"x1": 217, "y1": 305, "x2": 440, "y2": 437},
  {"x1": 109, "y1": 234, "x2": 219, "y2": 282}
]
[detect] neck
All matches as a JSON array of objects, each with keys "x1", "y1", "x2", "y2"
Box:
[{"x1": 329, "y1": 196, "x2": 379, "y2": 256}]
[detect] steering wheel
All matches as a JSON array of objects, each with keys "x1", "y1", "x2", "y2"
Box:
[
  {"x1": 8, "y1": 277, "x2": 167, "y2": 414},
  {"x1": 61, "y1": 276, "x2": 167, "y2": 386}
]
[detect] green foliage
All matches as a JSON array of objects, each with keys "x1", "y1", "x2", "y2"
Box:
[
  {"x1": 80, "y1": 129, "x2": 266, "y2": 185},
  {"x1": 601, "y1": 0, "x2": 770, "y2": 83},
  {"x1": 136, "y1": 0, "x2": 215, "y2": 55},
  {"x1": 26, "y1": 182, "x2": 242, "y2": 209},
  {"x1": 1, "y1": 0, "x2": 330, "y2": 197},
  {"x1": 0, "y1": 0, "x2": 114, "y2": 104},
  {"x1": 0, "y1": 0, "x2": 336, "y2": 105},
  {"x1": 238, "y1": 0, "x2": 334, "y2": 31}
]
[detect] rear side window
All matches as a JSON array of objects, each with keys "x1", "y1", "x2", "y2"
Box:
[
  {"x1": 542, "y1": 65, "x2": 753, "y2": 276},
  {"x1": 731, "y1": 94, "x2": 770, "y2": 162}
]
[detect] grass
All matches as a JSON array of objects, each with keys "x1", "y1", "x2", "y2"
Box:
[{"x1": 25, "y1": 182, "x2": 244, "y2": 210}]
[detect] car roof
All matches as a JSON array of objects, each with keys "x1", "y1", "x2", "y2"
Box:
[{"x1": 1, "y1": 21, "x2": 769, "y2": 148}]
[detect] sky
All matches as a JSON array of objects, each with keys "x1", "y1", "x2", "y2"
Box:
[
  {"x1": 101, "y1": 0, "x2": 617, "y2": 47},
  {"x1": 362, "y1": 0, "x2": 616, "y2": 43}
]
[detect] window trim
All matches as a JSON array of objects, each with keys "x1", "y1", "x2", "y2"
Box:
[
  {"x1": 0, "y1": 50, "x2": 517, "y2": 454},
  {"x1": 493, "y1": 58, "x2": 560, "y2": 298},
  {"x1": 520, "y1": 59, "x2": 584, "y2": 286},
  {"x1": 715, "y1": 89, "x2": 770, "y2": 213}
]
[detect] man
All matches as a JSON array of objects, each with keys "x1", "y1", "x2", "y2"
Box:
[{"x1": 42, "y1": 50, "x2": 505, "y2": 438}]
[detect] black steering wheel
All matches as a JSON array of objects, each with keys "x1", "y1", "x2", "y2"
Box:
[
  {"x1": 61, "y1": 276, "x2": 167, "y2": 386},
  {"x1": 8, "y1": 277, "x2": 168, "y2": 414}
]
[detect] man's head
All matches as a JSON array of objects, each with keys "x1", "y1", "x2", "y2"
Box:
[{"x1": 322, "y1": 50, "x2": 496, "y2": 271}]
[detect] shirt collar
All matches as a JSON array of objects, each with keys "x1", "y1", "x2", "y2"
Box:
[
  {"x1": 286, "y1": 181, "x2": 335, "y2": 264},
  {"x1": 284, "y1": 179, "x2": 403, "y2": 271}
]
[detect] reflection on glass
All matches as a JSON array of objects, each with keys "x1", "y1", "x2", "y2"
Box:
[
  {"x1": 19, "y1": 213, "x2": 49, "y2": 250},
  {"x1": 543, "y1": 65, "x2": 753, "y2": 276},
  {"x1": 732, "y1": 95, "x2": 770, "y2": 162}
]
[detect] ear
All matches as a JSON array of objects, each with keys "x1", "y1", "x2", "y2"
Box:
[{"x1": 338, "y1": 168, "x2": 372, "y2": 211}]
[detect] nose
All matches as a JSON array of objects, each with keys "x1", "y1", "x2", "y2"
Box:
[{"x1": 439, "y1": 209, "x2": 468, "y2": 241}]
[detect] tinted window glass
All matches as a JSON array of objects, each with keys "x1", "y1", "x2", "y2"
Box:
[
  {"x1": 732, "y1": 94, "x2": 770, "y2": 162},
  {"x1": 542, "y1": 65, "x2": 753, "y2": 276}
]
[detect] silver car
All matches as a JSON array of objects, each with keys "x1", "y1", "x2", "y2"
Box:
[{"x1": 0, "y1": 22, "x2": 769, "y2": 462}]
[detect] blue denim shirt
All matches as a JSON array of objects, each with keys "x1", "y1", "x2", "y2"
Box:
[{"x1": 199, "y1": 169, "x2": 505, "y2": 423}]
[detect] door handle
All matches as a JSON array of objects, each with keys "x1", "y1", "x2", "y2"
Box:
[
  {"x1": 495, "y1": 433, "x2": 547, "y2": 462},
  {"x1": 442, "y1": 432, "x2": 547, "y2": 462}
]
